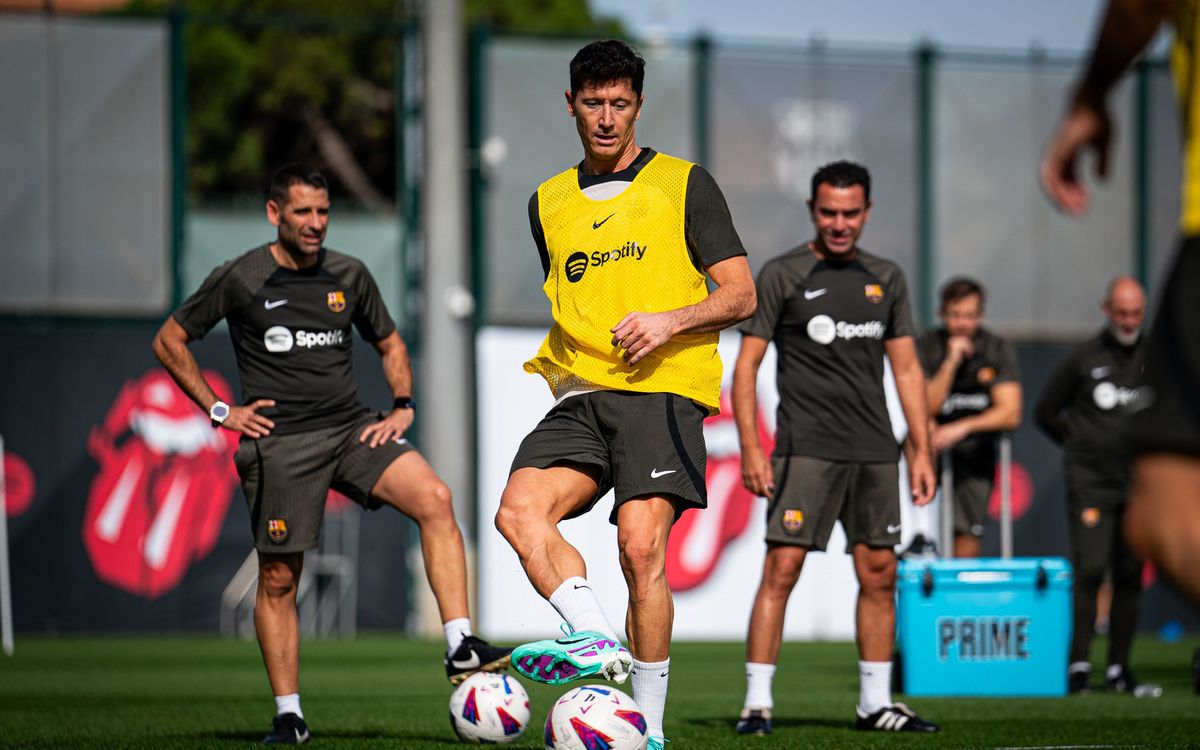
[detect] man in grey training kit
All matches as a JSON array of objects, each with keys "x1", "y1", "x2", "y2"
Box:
[
  {"x1": 1035, "y1": 276, "x2": 1155, "y2": 697},
  {"x1": 916, "y1": 277, "x2": 1022, "y2": 558},
  {"x1": 153, "y1": 163, "x2": 510, "y2": 745},
  {"x1": 733, "y1": 161, "x2": 939, "y2": 735}
]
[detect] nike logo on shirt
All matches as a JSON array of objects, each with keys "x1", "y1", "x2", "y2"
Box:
[
  {"x1": 650, "y1": 468, "x2": 677, "y2": 478},
  {"x1": 804, "y1": 288, "x2": 828, "y2": 300},
  {"x1": 1091, "y1": 366, "x2": 1111, "y2": 379},
  {"x1": 264, "y1": 299, "x2": 289, "y2": 310}
]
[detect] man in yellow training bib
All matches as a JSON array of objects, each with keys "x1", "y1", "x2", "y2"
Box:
[{"x1": 495, "y1": 40, "x2": 756, "y2": 750}]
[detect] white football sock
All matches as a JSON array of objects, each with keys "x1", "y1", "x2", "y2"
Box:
[
  {"x1": 743, "y1": 662, "x2": 776, "y2": 710},
  {"x1": 858, "y1": 661, "x2": 892, "y2": 715},
  {"x1": 1070, "y1": 661, "x2": 1092, "y2": 674},
  {"x1": 443, "y1": 617, "x2": 472, "y2": 655},
  {"x1": 632, "y1": 657, "x2": 670, "y2": 739},
  {"x1": 548, "y1": 577, "x2": 620, "y2": 641},
  {"x1": 274, "y1": 693, "x2": 303, "y2": 719}
]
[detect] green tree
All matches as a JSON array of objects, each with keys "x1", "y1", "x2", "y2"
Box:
[{"x1": 121, "y1": 0, "x2": 622, "y2": 208}]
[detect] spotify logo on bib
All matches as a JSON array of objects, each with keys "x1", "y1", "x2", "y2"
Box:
[
  {"x1": 807, "y1": 315, "x2": 836, "y2": 345},
  {"x1": 565, "y1": 252, "x2": 589, "y2": 283}
]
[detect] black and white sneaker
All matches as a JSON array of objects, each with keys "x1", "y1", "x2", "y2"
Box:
[
  {"x1": 1105, "y1": 665, "x2": 1162, "y2": 698},
  {"x1": 1068, "y1": 667, "x2": 1091, "y2": 694},
  {"x1": 899, "y1": 533, "x2": 938, "y2": 559},
  {"x1": 855, "y1": 703, "x2": 940, "y2": 732},
  {"x1": 262, "y1": 713, "x2": 309, "y2": 745},
  {"x1": 445, "y1": 635, "x2": 514, "y2": 684},
  {"x1": 735, "y1": 707, "x2": 772, "y2": 735}
]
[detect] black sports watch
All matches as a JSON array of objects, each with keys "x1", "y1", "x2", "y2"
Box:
[{"x1": 392, "y1": 396, "x2": 416, "y2": 411}]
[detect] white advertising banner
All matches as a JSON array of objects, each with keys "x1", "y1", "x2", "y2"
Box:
[{"x1": 477, "y1": 327, "x2": 916, "y2": 641}]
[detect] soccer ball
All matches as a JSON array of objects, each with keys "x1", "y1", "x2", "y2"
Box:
[
  {"x1": 448, "y1": 671, "x2": 530, "y2": 744},
  {"x1": 544, "y1": 685, "x2": 648, "y2": 750}
]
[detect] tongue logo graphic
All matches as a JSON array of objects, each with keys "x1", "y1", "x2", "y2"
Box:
[
  {"x1": 665, "y1": 390, "x2": 774, "y2": 592},
  {"x1": 85, "y1": 370, "x2": 240, "y2": 599}
]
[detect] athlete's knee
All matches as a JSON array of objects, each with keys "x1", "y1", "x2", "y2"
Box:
[
  {"x1": 618, "y1": 533, "x2": 666, "y2": 587},
  {"x1": 762, "y1": 550, "x2": 804, "y2": 593},
  {"x1": 258, "y1": 561, "x2": 299, "y2": 600},
  {"x1": 495, "y1": 488, "x2": 541, "y2": 547},
  {"x1": 413, "y1": 480, "x2": 455, "y2": 527},
  {"x1": 856, "y1": 553, "x2": 897, "y2": 597}
]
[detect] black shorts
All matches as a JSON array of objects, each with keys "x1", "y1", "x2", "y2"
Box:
[
  {"x1": 509, "y1": 390, "x2": 708, "y2": 524},
  {"x1": 942, "y1": 455, "x2": 993, "y2": 538},
  {"x1": 765, "y1": 455, "x2": 900, "y2": 551},
  {"x1": 1129, "y1": 236, "x2": 1200, "y2": 457},
  {"x1": 233, "y1": 412, "x2": 414, "y2": 553}
]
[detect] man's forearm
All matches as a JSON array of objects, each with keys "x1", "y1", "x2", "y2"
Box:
[
  {"x1": 732, "y1": 364, "x2": 763, "y2": 455},
  {"x1": 377, "y1": 335, "x2": 415, "y2": 401},
  {"x1": 926, "y1": 358, "x2": 958, "y2": 415},
  {"x1": 1076, "y1": 0, "x2": 1171, "y2": 106},
  {"x1": 152, "y1": 327, "x2": 220, "y2": 413},
  {"x1": 670, "y1": 278, "x2": 756, "y2": 336},
  {"x1": 896, "y1": 370, "x2": 931, "y2": 455},
  {"x1": 955, "y1": 405, "x2": 1021, "y2": 436}
]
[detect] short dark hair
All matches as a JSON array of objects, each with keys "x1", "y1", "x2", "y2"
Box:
[
  {"x1": 569, "y1": 40, "x2": 645, "y2": 98},
  {"x1": 940, "y1": 276, "x2": 986, "y2": 311},
  {"x1": 810, "y1": 160, "x2": 871, "y2": 202},
  {"x1": 268, "y1": 162, "x2": 328, "y2": 206}
]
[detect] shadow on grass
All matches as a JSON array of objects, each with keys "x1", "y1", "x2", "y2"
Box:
[
  {"x1": 685, "y1": 716, "x2": 851, "y2": 732},
  {"x1": 196, "y1": 729, "x2": 461, "y2": 744}
]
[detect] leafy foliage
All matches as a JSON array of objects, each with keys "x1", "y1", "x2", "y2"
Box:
[{"x1": 120, "y1": 0, "x2": 622, "y2": 208}]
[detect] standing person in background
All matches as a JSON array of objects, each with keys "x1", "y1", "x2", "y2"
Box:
[
  {"x1": 1035, "y1": 277, "x2": 1155, "y2": 696},
  {"x1": 916, "y1": 278, "x2": 1022, "y2": 558},
  {"x1": 732, "y1": 161, "x2": 939, "y2": 736},
  {"x1": 153, "y1": 163, "x2": 511, "y2": 745},
  {"x1": 1041, "y1": 0, "x2": 1200, "y2": 689},
  {"x1": 493, "y1": 40, "x2": 756, "y2": 750}
]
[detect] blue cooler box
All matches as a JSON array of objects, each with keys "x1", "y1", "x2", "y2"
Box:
[{"x1": 896, "y1": 557, "x2": 1072, "y2": 697}]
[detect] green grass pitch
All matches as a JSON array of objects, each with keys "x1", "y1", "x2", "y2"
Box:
[{"x1": 1, "y1": 635, "x2": 1197, "y2": 748}]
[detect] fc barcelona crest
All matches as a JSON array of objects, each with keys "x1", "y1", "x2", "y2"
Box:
[
  {"x1": 327, "y1": 291, "x2": 346, "y2": 312},
  {"x1": 267, "y1": 518, "x2": 289, "y2": 543},
  {"x1": 782, "y1": 509, "x2": 805, "y2": 533},
  {"x1": 864, "y1": 284, "x2": 884, "y2": 304}
]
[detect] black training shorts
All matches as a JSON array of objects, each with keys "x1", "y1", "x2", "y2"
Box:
[
  {"x1": 510, "y1": 390, "x2": 708, "y2": 524},
  {"x1": 765, "y1": 454, "x2": 900, "y2": 551},
  {"x1": 1129, "y1": 236, "x2": 1200, "y2": 458},
  {"x1": 234, "y1": 412, "x2": 414, "y2": 553}
]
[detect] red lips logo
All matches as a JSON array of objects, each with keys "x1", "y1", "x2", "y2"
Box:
[
  {"x1": 665, "y1": 390, "x2": 774, "y2": 592},
  {"x1": 85, "y1": 370, "x2": 240, "y2": 599}
]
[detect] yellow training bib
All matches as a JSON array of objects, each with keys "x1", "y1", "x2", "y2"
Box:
[
  {"x1": 525, "y1": 152, "x2": 722, "y2": 413},
  {"x1": 1175, "y1": 0, "x2": 1200, "y2": 234}
]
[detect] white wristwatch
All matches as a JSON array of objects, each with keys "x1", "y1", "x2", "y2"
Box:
[{"x1": 209, "y1": 400, "x2": 230, "y2": 428}]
